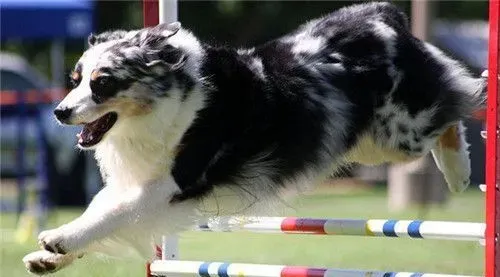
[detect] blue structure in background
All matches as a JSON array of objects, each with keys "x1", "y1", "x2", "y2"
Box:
[
  {"x1": 0, "y1": 0, "x2": 93, "y2": 39},
  {"x1": 0, "y1": 0, "x2": 94, "y2": 226}
]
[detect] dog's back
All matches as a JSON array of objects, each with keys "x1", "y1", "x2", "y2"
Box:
[{"x1": 249, "y1": 2, "x2": 486, "y2": 192}]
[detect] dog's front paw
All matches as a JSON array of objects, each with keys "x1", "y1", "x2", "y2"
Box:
[
  {"x1": 23, "y1": 250, "x2": 71, "y2": 275},
  {"x1": 38, "y1": 228, "x2": 75, "y2": 254}
]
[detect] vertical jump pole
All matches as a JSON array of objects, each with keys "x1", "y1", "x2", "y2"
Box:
[
  {"x1": 143, "y1": 2, "x2": 179, "y2": 276},
  {"x1": 142, "y1": 4, "x2": 159, "y2": 275},
  {"x1": 159, "y1": 0, "x2": 177, "y2": 24},
  {"x1": 486, "y1": 1, "x2": 500, "y2": 277}
]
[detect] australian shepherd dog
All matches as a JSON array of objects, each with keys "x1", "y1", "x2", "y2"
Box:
[{"x1": 24, "y1": 2, "x2": 486, "y2": 274}]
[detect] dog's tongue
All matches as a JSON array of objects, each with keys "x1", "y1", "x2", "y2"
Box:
[
  {"x1": 77, "y1": 113, "x2": 118, "y2": 147},
  {"x1": 78, "y1": 121, "x2": 100, "y2": 146}
]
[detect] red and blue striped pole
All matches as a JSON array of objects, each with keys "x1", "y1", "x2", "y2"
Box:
[
  {"x1": 150, "y1": 260, "x2": 479, "y2": 277},
  {"x1": 198, "y1": 217, "x2": 485, "y2": 241}
]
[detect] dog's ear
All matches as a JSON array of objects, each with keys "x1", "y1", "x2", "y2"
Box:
[
  {"x1": 145, "y1": 46, "x2": 187, "y2": 74},
  {"x1": 88, "y1": 30, "x2": 129, "y2": 47},
  {"x1": 153, "y1": 22, "x2": 181, "y2": 38},
  {"x1": 141, "y1": 22, "x2": 186, "y2": 73},
  {"x1": 88, "y1": 33, "x2": 97, "y2": 46},
  {"x1": 146, "y1": 54, "x2": 187, "y2": 73}
]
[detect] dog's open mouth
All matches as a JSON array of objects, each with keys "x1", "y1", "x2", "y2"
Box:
[{"x1": 77, "y1": 112, "x2": 118, "y2": 147}]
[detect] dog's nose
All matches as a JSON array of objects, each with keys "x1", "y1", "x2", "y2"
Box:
[{"x1": 54, "y1": 108, "x2": 73, "y2": 121}]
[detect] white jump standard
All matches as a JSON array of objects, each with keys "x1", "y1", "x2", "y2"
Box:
[
  {"x1": 148, "y1": 217, "x2": 485, "y2": 277},
  {"x1": 143, "y1": 0, "x2": 500, "y2": 277}
]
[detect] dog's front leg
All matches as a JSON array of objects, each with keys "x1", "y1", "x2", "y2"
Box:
[
  {"x1": 37, "y1": 177, "x2": 183, "y2": 255},
  {"x1": 23, "y1": 250, "x2": 83, "y2": 275}
]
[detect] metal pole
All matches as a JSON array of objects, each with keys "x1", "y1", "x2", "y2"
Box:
[
  {"x1": 159, "y1": 0, "x2": 177, "y2": 23},
  {"x1": 387, "y1": 0, "x2": 446, "y2": 212},
  {"x1": 157, "y1": 0, "x2": 180, "y2": 262},
  {"x1": 50, "y1": 40, "x2": 64, "y2": 88},
  {"x1": 411, "y1": 0, "x2": 431, "y2": 40},
  {"x1": 16, "y1": 90, "x2": 27, "y2": 219},
  {"x1": 143, "y1": 3, "x2": 179, "y2": 275}
]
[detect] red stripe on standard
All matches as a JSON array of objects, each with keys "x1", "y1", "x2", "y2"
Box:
[
  {"x1": 143, "y1": 0, "x2": 159, "y2": 27},
  {"x1": 280, "y1": 217, "x2": 327, "y2": 234},
  {"x1": 0, "y1": 89, "x2": 67, "y2": 106},
  {"x1": 146, "y1": 262, "x2": 152, "y2": 277},
  {"x1": 155, "y1": 245, "x2": 162, "y2": 258},
  {"x1": 281, "y1": 267, "x2": 327, "y2": 277},
  {"x1": 486, "y1": 2, "x2": 500, "y2": 277}
]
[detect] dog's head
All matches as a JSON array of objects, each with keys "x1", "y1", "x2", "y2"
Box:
[{"x1": 54, "y1": 22, "x2": 200, "y2": 149}]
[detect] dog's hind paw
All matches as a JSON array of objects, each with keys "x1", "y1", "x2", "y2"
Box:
[
  {"x1": 22, "y1": 250, "x2": 76, "y2": 275},
  {"x1": 431, "y1": 121, "x2": 471, "y2": 193}
]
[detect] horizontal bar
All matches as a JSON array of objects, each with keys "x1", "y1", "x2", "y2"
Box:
[
  {"x1": 197, "y1": 217, "x2": 485, "y2": 241},
  {"x1": 0, "y1": 89, "x2": 66, "y2": 106},
  {"x1": 149, "y1": 260, "x2": 480, "y2": 277}
]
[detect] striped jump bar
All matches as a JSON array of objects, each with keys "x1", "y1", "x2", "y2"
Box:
[
  {"x1": 198, "y1": 217, "x2": 485, "y2": 241},
  {"x1": 149, "y1": 260, "x2": 479, "y2": 277}
]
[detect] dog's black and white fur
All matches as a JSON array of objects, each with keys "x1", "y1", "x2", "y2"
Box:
[{"x1": 24, "y1": 2, "x2": 487, "y2": 274}]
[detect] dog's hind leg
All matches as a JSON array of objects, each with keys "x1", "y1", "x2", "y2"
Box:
[{"x1": 431, "y1": 121, "x2": 471, "y2": 192}]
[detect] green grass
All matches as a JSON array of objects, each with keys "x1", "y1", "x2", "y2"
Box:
[{"x1": 0, "y1": 189, "x2": 486, "y2": 277}]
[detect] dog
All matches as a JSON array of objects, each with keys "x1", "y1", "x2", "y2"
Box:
[{"x1": 23, "y1": 2, "x2": 487, "y2": 274}]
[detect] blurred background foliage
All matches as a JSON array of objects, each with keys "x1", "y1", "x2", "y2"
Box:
[{"x1": 0, "y1": 0, "x2": 489, "y2": 81}]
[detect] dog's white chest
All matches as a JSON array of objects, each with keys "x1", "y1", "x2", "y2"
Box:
[{"x1": 343, "y1": 134, "x2": 417, "y2": 165}]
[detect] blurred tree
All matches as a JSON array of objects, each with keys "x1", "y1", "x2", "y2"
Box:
[
  {"x1": 0, "y1": 0, "x2": 489, "y2": 80},
  {"x1": 436, "y1": 1, "x2": 488, "y2": 20},
  {"x1": 94, "y1": 0, "x2": 142, "y2": 32},
  {"x1": 179, "y1": 1, "x2": 361, "y2": 46},
  {"x1": 175, "y1": 1, "x2": 486, "y2": 48}
]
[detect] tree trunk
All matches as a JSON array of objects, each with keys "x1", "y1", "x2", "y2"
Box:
[{"x1": 387, "y1": 0, "x2": 448, "y2": 211}]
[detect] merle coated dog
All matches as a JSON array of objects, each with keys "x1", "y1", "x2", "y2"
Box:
[{"x1": 23, "y1": 2, "x2": 486, "y2": 274}]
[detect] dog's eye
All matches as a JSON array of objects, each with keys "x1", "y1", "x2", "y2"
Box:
[
  {"x1": 68, "y1": 73, "x2": 81, "y2": 89},
  {"x1": 97, "y1": 76, "x2": 112, "y2": 86},
  {"x1": 90, "y1": 76, "x2": 119, "y2": 103}
]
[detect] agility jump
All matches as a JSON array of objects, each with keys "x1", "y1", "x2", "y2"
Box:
[{"x1": 143, "y1": 0, "x2": 500, "y2": 276}]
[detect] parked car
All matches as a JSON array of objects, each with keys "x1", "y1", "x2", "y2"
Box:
[{"x1": 0, "y1": 52, "x2": 91, "y2": 207}]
